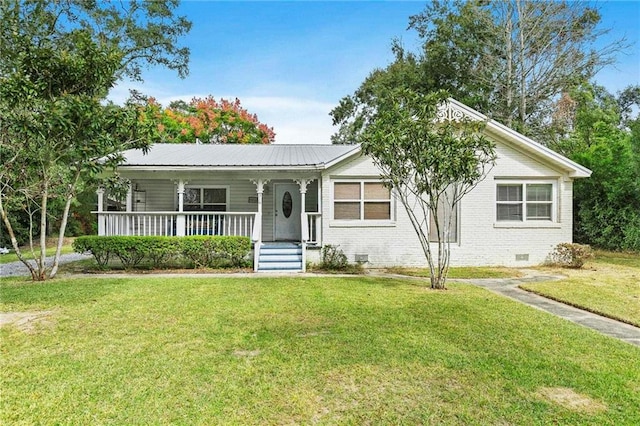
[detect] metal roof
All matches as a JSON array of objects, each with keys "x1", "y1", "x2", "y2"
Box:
[{"x1": 119, "y1": 144, "x2": 361, "y2": 168}]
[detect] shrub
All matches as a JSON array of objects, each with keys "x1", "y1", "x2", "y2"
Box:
[
  {"x1": 180, "y1": 236, "x2": 251, "y2": 268},
  {"x1": 73, "y1": 236, "x2": 111, "y2": 268},
  {"x1": 145, "y1": 237, "x2": 177, "y2": 268},
  {"x1": 73, "y1": 235, "x2": 251, "y2": 270},
  {"x1": 180, "y1": 236, "x2": 215, "y2": 268},
  {"x1": 548, "y1": 243, "x2": 594, "y2": 269},
  {"x1": 108, "y1": 237, "x2": 149, "y2": 269},
  {"x1": 320, "y1": 244, "x2": 349, "y2": 270},
  {"x1": 211, "y1": 236, "x2": 252, "y2": 267},
  {"x1": 622, "y1": 217, "x2": 640, "y2": 252}
]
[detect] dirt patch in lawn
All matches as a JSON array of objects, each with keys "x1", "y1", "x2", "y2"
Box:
[
  {"x1": 536, "y1": 387, "x2": 607, "y2": 414},
  {"x1": 232, "y1": 349, "x2": 261, "y2": 358},
  {"x1": 0, "y1": 311, "x2": 56, "y2": 333}
]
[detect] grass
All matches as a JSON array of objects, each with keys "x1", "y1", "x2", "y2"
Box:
[
  {"x1": 387, "y1": 265, "x2": 521, "y2": 279},
  {"x1": 1, "y1": 275, "x2": 639, "y2": 424},
  {"x1": 521, "y1": 252, "x2": 640, "y2": 326},
  {"x1": 592, "y1": 250, "x2": 640, "y2": 268},
  {"x1": 0, "y1": 245, "x2": 74, "y2": 264}
]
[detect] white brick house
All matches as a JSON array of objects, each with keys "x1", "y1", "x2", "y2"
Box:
[{"x1": 96, "y1": 99, "x2": 591, "y2": 271}]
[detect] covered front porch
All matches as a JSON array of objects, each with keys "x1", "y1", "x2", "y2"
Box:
[{"x1": 95, "y1": 176, "x2": 322, "y2": 271}]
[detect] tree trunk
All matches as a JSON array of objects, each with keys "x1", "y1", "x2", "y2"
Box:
[
  {"x1": 50, "y1": 172, "x2": 80, "y2": 278},
  {"x1": 0, "y1": 193, "x2": 38, "y2": 278},
  {"x1": 516, "y1": 0, "x2": 527, "y2": 126},
  {"x1": 36, "y1": 184, "x2": 48, "y2": 281},
  {"x1": 49, "y1": 194, "x2": 73, "y2": 278},
  {"x1": 505, "y1": 2, "x2": 514, "y2": 128}
]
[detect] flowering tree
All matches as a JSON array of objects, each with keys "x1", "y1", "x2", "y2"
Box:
[{"x1": 142, "y1": 96, "x2": 275, "y2": 144}]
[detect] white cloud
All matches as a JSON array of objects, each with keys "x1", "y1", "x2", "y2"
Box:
[{"x1": 241, "y1": 96, "x2": 336, "y2": 145}]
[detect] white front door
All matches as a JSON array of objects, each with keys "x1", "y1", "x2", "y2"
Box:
[{"x1": 274, "y1": 183, "x2": 301, "y2": 241}]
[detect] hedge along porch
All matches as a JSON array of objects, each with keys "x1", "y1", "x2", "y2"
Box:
[{"x1": 95, "y1": 144, "x2": 361, "y2": 272}]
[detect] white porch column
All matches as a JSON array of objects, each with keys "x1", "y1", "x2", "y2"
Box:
[
  {"x1": 251, "y1": 179, "x2": 270, "y2": 272},
  {"x1": 96, "y1": 188, "x2": 105, "y2": 236},
  {"x1": 126, "y1": 183, "x2": 133, "y2": 212},
  {"x1": 295, "y1": 178, "x2": 313, "y2": 273},
  {"x1": 317, "y1": 178, "x2": 322, "y2": 246},
  {"x1": 176, "y1": 179, "x2": 186, "y2": 236},
  {"x1": 253, "y1": 179, "x2": 268, "y2": 216},
  {"x1": 295, "y1": 179, "x2": 312, "y2": 241},
  {"x1": 251, "y1": 179, "x2": 270, "y2": 226}
]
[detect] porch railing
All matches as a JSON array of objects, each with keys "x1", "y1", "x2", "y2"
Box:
[
  {"x1": 96, "y1": 212, "x2": 257, "y2": 238},
  {"x1": 306, "y1": 212, "x2": 321, "y2": 245},
  {"x1": 185, "y1": 212, "x2": 255, "y2": 237},
  {"x1": 96, "y1": 211, "x2": 320, "y2": 246}
]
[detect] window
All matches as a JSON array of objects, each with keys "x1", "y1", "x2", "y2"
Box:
[
  {"x1": 429, "y1": 198, "x2": 458, "y2": 243},
  {"x1": 184, "y1": 187, "x2": 227, "y2": 211},
  {"x1": 496, "y1": 183, "x2": 553, "y2": 221},
  {"x1": 333, "y1": 181, "x2": 391, "y2": 220}
]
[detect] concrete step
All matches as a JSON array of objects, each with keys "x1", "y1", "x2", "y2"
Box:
[
  {"x1": 260, "y1": 248, "x2": 302, "y2": 256},
  {"x1": 259, "y1": 254, "x2": 302, "y2": 262},
  {"x1": 257, "y1": 242, "x2": 303, "y2": 272},
  {"x1": 258, "y1": 261, "x2": 303, "y2": 270}
]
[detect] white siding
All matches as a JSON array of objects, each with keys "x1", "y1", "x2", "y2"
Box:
[
  {"x1": 130, "y1": 179, "x2": 259, "y2": 213},
  {"x1": 320, "y1": 141, "x2": 576, "y2": 267},
  {"x1": 262, "y1": 182, "x2": 275, "y2": 241},
  {"x1": 130, "y1": 180, "x2": 174, "y2": 212}
]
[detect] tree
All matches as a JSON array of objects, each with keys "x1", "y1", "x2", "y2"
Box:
[
  {"x1": 141, "y1": 96, "x2": 275, "y2": 144},
  {"x1": 332, "y1": 0, "x2": 626, "y2": 145},
  {"x1": 0, "y1": 0, "x2": 190, "y2": 280},
  {"x1": 360, "y1": 90, "x2": 496, "y2": 289},
  {"x1": 552, "y1": 83, "x2": 640, "y2": 251}
]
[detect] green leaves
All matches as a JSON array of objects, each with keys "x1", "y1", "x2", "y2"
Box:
[
  {"x1": 332, "y1": 0, "x2": 626, "y2": 146},
  {"x1": 361, "y1": 89, "x2": 495, "y2": 202},
  {"x1": 0, "y1": 0, "x2": 191, "y2": 280},
  {"x1": 74, "y1": 236, "x2": 252, "y2": 270},
  {"x1": 560, "y1": 84, "x2": 640, "y2": 251},
  {"x1": 360, "y1": 88, "x2": 496, "y2": 288},
  {"x1": 138, "y1": 96, "x2": 276, "y2": 144}
]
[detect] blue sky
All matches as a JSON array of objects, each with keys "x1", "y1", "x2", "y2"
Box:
[{"x1": 109, "y1": 1, "x2": 640, "y2": 144}]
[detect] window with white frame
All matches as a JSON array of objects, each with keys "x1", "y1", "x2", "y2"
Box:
[
  {"x1": 333, "y1": 181, "x2": 392, "y2": 220},
  {"x1": 496, "y1": 182, "x2": 554, "y2": 221},
  {"x1": 184, "y1": 187, "x2": 228, "y2": 211},
  {"x1": 429, "y1": 198, "x2": 458, "y2": 243}
]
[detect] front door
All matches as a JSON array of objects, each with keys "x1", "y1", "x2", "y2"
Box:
[{"x1": 274, "y1": 183, "x2": 301, "y2": 241}]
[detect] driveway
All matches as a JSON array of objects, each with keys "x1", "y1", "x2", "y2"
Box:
[{"x1": 0, "y1": 253, "x2": 91, "y2": 277}]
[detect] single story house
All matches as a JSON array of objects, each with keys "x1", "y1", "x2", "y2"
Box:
[{"x1": 96, "y1": 99, "x2": 591, "y2": 271}]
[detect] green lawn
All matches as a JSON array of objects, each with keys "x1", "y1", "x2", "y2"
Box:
[
  {"x1": 387, "y1": 266, "x2": 521, "y2": 279},
  {"x1": 0, "y1": 245, "x2": 74, "y2": 264},
  {"x1": 592, "y1": 250, "x2": 640, "y2": 268},
  {"x1": 1, "y1": 276, "x2": 638, "y2": 424},
  {"x1": 521, "y1": 252, "x2": 640, "y2": 326}
]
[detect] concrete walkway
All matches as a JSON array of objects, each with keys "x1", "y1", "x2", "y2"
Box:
[
  {"x1": 456, "y1": 270, "x2": 640, "y2": 347},
  {"x1": 0, "y1": 253, "x2": 92, "y2": 277}
]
